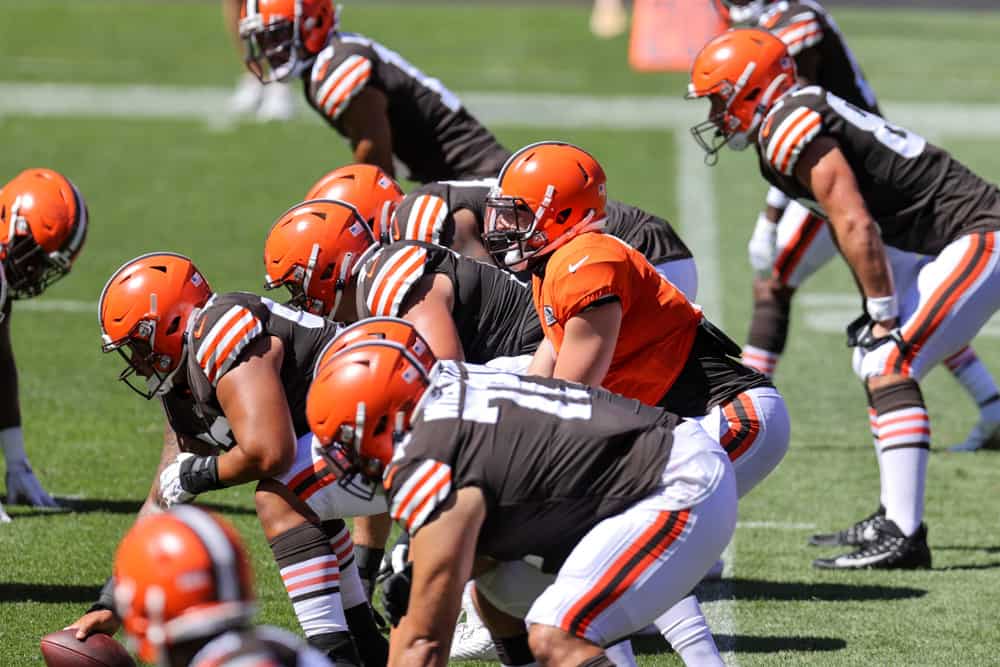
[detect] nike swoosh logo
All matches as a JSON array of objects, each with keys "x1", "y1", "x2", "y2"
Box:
[{"x1": 568, "y1": 255, "x2": 589, "y2": 273}]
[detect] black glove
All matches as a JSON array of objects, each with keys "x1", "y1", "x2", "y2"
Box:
[
  {"x1": 845, "y1": 313, "x2": 906, "y2": 352},
  {"x1": 379, "y1": 561, "x2": 412, "y2": 627}
]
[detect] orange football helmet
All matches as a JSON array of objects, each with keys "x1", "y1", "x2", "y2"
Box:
[
  {"x1": 484, "y1": 141, "x2": 607, "y2": 268},
  {"x1": 687, "y1": 28, "x2": 796, "y2": 161},
  {"x1": 99, "y1": 252, "x2": 213, "y2": 399},
  {"x1": 0, "y1": 168, "x2": 88, "y2": 299},
  {"x1": 313, "y1": 316, "x2": 436, "y2": 378},
  {"x1": 263, "y1": 199, "x2": 378, "y2": 318},
  {"x1": 307, "y1": 336, "x2": 433, "y2": 485},
  {"x1": 114, "y1": 506, "x2": 255, "y2": 664},
  {"x1": 239, "y1": 0, "x2": 339, "y2": 83},
  {"x1": 306, "y1": 165, "x2": 404, "y2": 242}
]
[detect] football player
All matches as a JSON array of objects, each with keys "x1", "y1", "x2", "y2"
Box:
[
  {"x1": 239, "y1": 0, "x2": 511, "y2": 183},
  {"x1": 113, "y1": 505, "x2": 331, "y2": 666},
  {"x1": 306, "y1": 163, "x2": 405, "y2": 242},
  {"x1": 0, "y1": 168, "x2": 89, "y2": 514},
  {"x1": 264, "y1": 198, "x2": 542, "y2": 367},
  {"x1": 306, "y1": 322, "x2": 739, "y2": 667},
  {"x1": 70, "y1": 253, "x2": 387, "y2": 666},
  {"x1": 688, "y1": 29, "x2": 1000, "y2": 567},
  {"x1": 482, "y1": 141, "x2": 789, "y2": 665},
  {"x1": 392, "y1": 179, "x2": 699, "y2": 300},
  {"x1": 722, "y1": 0, "x2": 1000, "y2": 452}
]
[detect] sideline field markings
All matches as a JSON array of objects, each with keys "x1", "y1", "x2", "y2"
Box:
[
  {"x1": 3, "y1": 82, "x2": 1000, "y2": 136},
  {"x1": 678, "y1": 133, "x2": 739, "y2": 665}
]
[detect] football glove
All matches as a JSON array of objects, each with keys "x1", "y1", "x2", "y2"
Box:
[
  {"x1": 158, "y1": 452, "x2": 223, "y2": 507},
  {"x1": 845, "y1": 313, "x2": 906, "y2": 353},
  {"x1": 748, "y1": 212, "x2": 778, "y2": 274},
  {"x1": 158, "y1": 453, "x2": 197, "y2": 507},
  {"x1": 379, "y1": 561, "x2": 412, "y2": 627},
  {"x1": 376, "y1": 532, "x2": 412, "y2": 627},
  {"x1": 5, "y1": 462, "x2": 60, "y2": 507}
]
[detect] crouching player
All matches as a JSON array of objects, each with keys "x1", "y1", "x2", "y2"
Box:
[
  {"x1": 69, "y1": 253, "x2": 386, "y2": 666},
  {"x1": 306, "y1": 320, "x2": 738, "y2": 667}
]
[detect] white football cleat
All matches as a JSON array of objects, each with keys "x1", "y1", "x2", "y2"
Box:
[
  {"x1": 949, "y1": 419, "x2": 1000, "y2": 452},
  {"x1": 257, "y1": 82, "x2": 296, "y2": 122},
  {"x1": 228, "y1": 72, "x2": 264, "y2": 116},
  {"x1": 5, "y1": 462, "x2": 59, "y2": 507},
  {"x1": 449, "y1": 619, "x2": 497, "y2": 661},
  {"x1": 0, "y1": 499, "x2": 10, "y2": 523}
]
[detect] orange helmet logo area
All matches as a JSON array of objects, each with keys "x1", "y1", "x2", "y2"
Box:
[
  {"x1": 313, "y1": 316, "x2": 437, "y2": 379},
  {"x1": 307, "y1": 339, "x2": 432, "y2": 492},
  {"x1": 99, "y1": 252, "x2": 213, "y2": 399},
  {"x1": 686, "y1": 28, "x2": 796, "y2": 161},
  {"x1": 0, "y1": 168, "x2": 88, "y2": 298},
  {"x1": 263, "y1": 199, "x2": 378, "y2": 319},
  {"x1": 484, "y1": 141, "x2": 608, "y2": 268},
  {"x1": 305, "y1": 164, "x2": 404, "y2": 242},
  {"x1": 239, "y1": 0, "x2": 339, "y2": 83},
  {"x1": 113, "y1": 506, "x2": 255, "y2": 664}
]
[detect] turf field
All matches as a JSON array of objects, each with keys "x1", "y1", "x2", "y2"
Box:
[{"x1": 2, "y1": 1, "x2": 1000, "y2": 664}]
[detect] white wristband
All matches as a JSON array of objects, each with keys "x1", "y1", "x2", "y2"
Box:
[
  {"x1": 765, "y1": 186, "x2": 790, "y2": 210},
  {"x1": 866, "y1": 295, "x2": 898, "y2": 322}
]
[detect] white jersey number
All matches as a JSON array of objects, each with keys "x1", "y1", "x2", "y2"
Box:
[
  {"x1": 421, "y1": 364, "x2": 593, "y2": 425},
  {"x1": 826, "y1": 92, "x2": 926, "y2": 159}
]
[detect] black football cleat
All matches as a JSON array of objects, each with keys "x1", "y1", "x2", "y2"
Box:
[
  {"x1": 812, "y1": 520, "x2": 931, "y2": 570},
  {"x1": 809, "y1": 505, "x2": 885, "y2": 547}
]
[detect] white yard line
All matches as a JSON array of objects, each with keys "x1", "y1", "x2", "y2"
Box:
[
  {"x1": 677, "y1": 135, "x2": 740, "y2": 665},
  {"x1": 2, "y1": 82, "x2": 1000, "y2": 136}
]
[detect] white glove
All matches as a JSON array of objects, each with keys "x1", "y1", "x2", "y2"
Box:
[
  {"x1": 5, "y1": 462, "x2": 60, "y2": 507},
  {"x1": 158, "y1": 453, "x2": 198, "y2": 508},
  {"x1": 747, "y1": 212, "x2": 778, "y2": 274}
]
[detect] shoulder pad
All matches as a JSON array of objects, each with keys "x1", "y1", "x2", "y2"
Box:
[
  {"x1": 394, "y1": 193, "x2": 453, "y2": 246},
  {"x1": 386, "y1": 458, "x2": 453, "y2": 534},
  {"x1": 309, "y1": 41, "x2": 373, "y2": 121},
  {"x1": 759, "y1": 95, "x2": 823, "y2": 176},
  {"x1": 773, "y1": 6, "x2": 823, "y2": 56},
  {"x1": 359, "y1": 243, "x2": 430, "y2": 317},
  {"x1": 189, "y1": 295, "x2": 265, "y2": 387}
]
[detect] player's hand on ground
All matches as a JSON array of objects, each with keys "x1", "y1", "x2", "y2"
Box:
[
  {"x1": 157, "y1": 453, "x2": 197, "y2": 508},
  {"x1": 748, "y1": 212, "x2": 778, "y2": 274},
  {"x1": 64, "y1": 609, "x2": 120, "y2": 640},
  {"x1": 5, "y1": 462, "x2": 60, "y2": 507}
]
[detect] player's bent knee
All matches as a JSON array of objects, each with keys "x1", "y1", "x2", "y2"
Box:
[
  {"x1": 254, "y1": 479, "x2": 316, "y2": 539},
  {"x1": 528, "y1": 624, "x2": 603, "y2": 667}
]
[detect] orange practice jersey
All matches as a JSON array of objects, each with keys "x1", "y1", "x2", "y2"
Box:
[{"x1": 532, "y1": 232, "x2": 702, "y2": 405}]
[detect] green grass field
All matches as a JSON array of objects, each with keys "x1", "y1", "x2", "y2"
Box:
[{"x1": 2, "y1": 1, "x2": 1000, "y2": 665}]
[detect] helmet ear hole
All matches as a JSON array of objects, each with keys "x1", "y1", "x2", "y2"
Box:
[
  {"x1": 555, "y1": 208, "x2": 573, "y2": 225},
  {"x1": 373, "y1": 414, "x2": 389, "y2": 437},
  {"x1": 744, "y1": 87, "x2": 761, "y2": 102},
  {"x1": 165, "y1": 316, "x2": 181, "y2": 336},
  {"x1": 319, "y1": 262, "x2": 336, "y2": 281}
]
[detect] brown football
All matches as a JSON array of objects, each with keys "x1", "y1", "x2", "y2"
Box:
[{"x1": 39, "y1": 629, "x2": 135, "y2": 667}]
